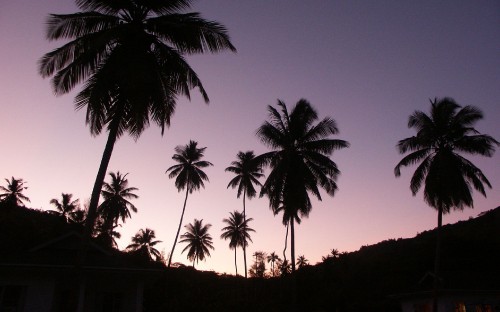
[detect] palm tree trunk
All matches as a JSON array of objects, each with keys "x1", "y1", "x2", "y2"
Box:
[
  {"x1": 168, "y1": 187, "x2": 189, "y2": 267},
  {"x1": 234, "y1": 248, "x2": 238, "y2": 276},
  {"x1": 242, "y1": 189, "x2": 248, "y2": 278},
  {"x1": 290, "y1": 218, "x2": 296, "y2": 272},
  {"x1": 76, "y1": 116, "x2": 120, "y2": 312},
  {"x1": 283, "y1": 221, "x2": 289, "y2": 263},
  {"x1": 432, "y1": 206, "x2": 443, "y2": 312}
]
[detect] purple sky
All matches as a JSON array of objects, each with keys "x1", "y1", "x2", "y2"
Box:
[{"x1": 1, "y1": 0, "x2": 499, "y2": 274}]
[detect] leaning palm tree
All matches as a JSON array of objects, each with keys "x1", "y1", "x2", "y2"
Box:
[
  {"x1": 267, "y1": 251, "x2": 279, "y2": 277},
  {"x1": 394, "y1": 97, "x2": 498, "y2": 311},
  {"x1": 256, "y1": 99, "x2": 349, "y2": 272},
  {"x1": 0, "y1": 177, "x2": 30, "y2": 207},
  {"x1": 179, "y1": 219, "x2": 214, "y2": 268},
  {"x1": 49, "y1": 193, "x2": 80, "y2": 222},
  {"x1": 166, "y1": 140, "x2": 213, "y2": 267},
  {"x1": 127, "y1": 228, "x2": 162, "y2": 262},
  {"x1": 220, "y1": 210, "x2": 255, "y2": 276},
  {"x1": 38, "y1": 0, "x2": 236, "y2": 253},
  {"x1": 98, "y1": 171, "x2": 138, "y2": 234},
  {"x1": 226, "y1": 151, "x2": 263, "y2": 277}
]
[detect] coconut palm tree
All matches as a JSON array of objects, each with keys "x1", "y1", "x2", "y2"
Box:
[
  {"x1": 166, "y1": 140, "x2": 213, "y2": 267},
  {"x1": 394, "y1": 97, "x2": 498, "y2": 311},
  {"x1": 0, "y1": 177, "x2": 30, "y2": 207},
  {"x1": 49, "y1": 193, "x2": 80, "y2": 222},
  {"x1": 98, "y1": 171, "x2": 138, "y2": 234},
  {"x1": 127, "y1": 228, "x2": 162, "y2": 262},
  {"x1": 226, "y1": 151, "x2": 263, "y2": 277},
  {"x1": 256, "y1": 99, "x2": 349, "y2": 272},
  {"x1": 296, "y1": 255, "x2": 309, "y2": 268},
  {"x1": 267, "y1": 252, "x2": 279, "y2": 277},
  {"x1": 38, "y1": 0, "x2": 236, "y2": 250},
  {"x1": 179, "y1": 219, "x2": 214, "y2": 268},
  {"x1": 220, "y1": 210, "x2": 255, "y2": 276}
]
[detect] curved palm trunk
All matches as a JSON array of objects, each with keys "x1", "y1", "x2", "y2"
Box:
[
  {"x1": 283, "y1": 221, "x2": 289, "y2": 263},
  {"x1": 242, "y1": 189, "x2": 248, "y2": 278},
  {"x1": 432, "y1": 206, "x2": 443, "y2": 312},
  {"x1": 168, "y1": 187, "x2": 189, "y2": 267},
  {"x1": 234, "y1": 248, "x2": 238, "y2": 276},
  {"x1": 290, "y1": 219, "x2": 296, "y2": 272},
  {"x1": 76, "y1": 117, "x2": 120, "y2": 312}
]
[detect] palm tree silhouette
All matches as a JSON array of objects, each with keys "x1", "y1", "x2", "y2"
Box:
[
  {"x1": 166, "y1": 140, "x2": 213, "y2": 267},
  {"x1": 220, "y1": 210, "x2": 255, "y2": 276},
  {"x1": 49, "y1": 193, "x2": 80, "y2": 222},
  {"x1": 180, "y1": 219, "x2": 214, "y2": 268},
  {"x1": 38, "y1": 0, "x2": 236, "y2": 252},
  {"x1": 0, "y1": 177, "x2": 30, "y2": 207},
  {"x1": 394, "y1": 97, "x2": 498, "y2": 310},
  {"x1": 267, "y1": 252, "x2": 279, "y2": 277},
  {"x1": 256, "y1": 99, "x2": 349, "y2": 272},
  {"x1": 296, "y1": 255, "x2": 309, "y2": 268},
  {"x1": 226, "y1": 151, "x2": 263, "y2": 277},
  {"x1": 127, "y1": 228, "x2": 162, "y2": 262},
  {"x1": 98, "y1": 172, "x2": 138, "y2": 236}
]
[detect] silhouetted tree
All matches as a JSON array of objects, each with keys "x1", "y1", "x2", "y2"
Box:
[
  {"x1": 249, "y1": 251, "x2": 266, "y2": 278},
  {"x1": 267, "y1": 251, "x2": 280, "y2": 277},
  {"x1": 166, "y1": 140, "x2": 213, "y2": 267},
  {"x1": 180, "y1": 219, "x2": 214, "y2": 268},
  {"x1": 49, "y1": 193, "x2": 80, "y2": 222},
  {"x1": 0, "y1": 177, "x2": 30, "y2": 207},
  {"x1": 296, "y1": 255, "x2": 309, "y2": 268},
  {"x1": 220, "y1": 210, "x2": 255, "y2": 276},
  {"x1": 256, "y1": 99, "x2": 349, "y2": 272},
  {"x1": 277, "y1": 259, "x2": 291, "y2": 276},
  {"x1": 394, "y1": 97, "x2": 498, "y2": 311},
  {"x1": 226, "y1": 151, "x2": 263, "y2": 277},
  {"x1": 98, "y1": 172, "x2": 138, "y2": 235},
  {"x1": 127, "y1": 228, "x2": 162, "y2": 262},
  {"x1": 38, "y1": 0, "x2": 236, "y2": 256}
]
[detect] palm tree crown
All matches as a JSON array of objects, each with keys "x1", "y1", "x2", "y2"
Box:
[
  {"x1": 98, "y1": 171, "x2": 138, "y2": 229},
  {"x1": 226, "y1": 151, "x2": 263, "y2": 199},
  {"x1": 49, "y1": 193, "x2": 80, "y2": 221},
  {"x1": 256, "y1": 99, "x2": 349, "y2": 271},
  {"x1": 395, "y1": 98, "x2": 498, "y2": 212},
  {"x1": 0, "y1": 177, "x2": 30, "y2": 207},
  {"x1": 127, "y1": 228, "x2": 162, "y2": 262},
  {"x1": 180, "y1": 219, "x2": 214, "y2": 267}
]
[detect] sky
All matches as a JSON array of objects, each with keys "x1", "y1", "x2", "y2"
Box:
[{"x1": 0, "y1": 0, "x2": 499, "y2": 274}]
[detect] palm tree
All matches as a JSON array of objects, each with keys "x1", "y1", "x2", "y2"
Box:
[
  {"x1": 394, "y1": 97, "x2": 498, "y2": 311},
  {"x1": 179, "y1": 219, "x2": 214, "y2": 268},
  {"x1": 166, "y1": 140, "x2": 213, "y2": 267},
  {"x1": 220, "y1": 210, "x2": 255, "y2": 276},
  {"x1": 296, "y1": 255, "x2": 309, "y2": 268},
  {"x1": 127, "y1": 228, "x2": 162, "y2": 262},
  {"x1": 256, "y1": 99, "x2": 349, "y2": 272},
  {"x1": 0, "y1": 177, "x2": 30, "y2": 207},
  {"x1": 98, "y1": 171, "x2": 138, "y2": 234},
  {"x1": 49, "y1": 193, "x2": 80, "y2": 222},
  {"x1": 226, "y1": 151, "x2": 263, "y2": 277},
  {"x1": 267, "y1": 252, "x2": 279, "y2": 277},
  {"x1": 38, "y1": 0, "x2": 236, "y2": 253}
]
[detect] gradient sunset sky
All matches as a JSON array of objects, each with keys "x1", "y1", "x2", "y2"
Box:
[{"x1": 1, "y1": 0, "x2": 499, "y2": 274}]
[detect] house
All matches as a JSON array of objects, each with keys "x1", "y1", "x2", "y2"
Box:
[{"x1": 0, "y1": 205, "x2": 164, "y2": 312}]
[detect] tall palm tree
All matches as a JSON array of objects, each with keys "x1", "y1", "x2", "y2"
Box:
[
  {"x1": 127, "y1": 228, "x2": 162, "y2": 262},
  {"x1": 179, "y1": 219, "x2": 214, "y2": 268},
  {"x1": 0, "y1": 177, "x2": 30, "y2": 207},
  {"x1": 267, "y1": 251, "x2": 279, "y2": 277},
  {"x1": 226, "y1": 151, "x2": 263, "y2": 277},
  {"x1": 256, "y1": 99, "x2": 349, "y2": 272},
  {"x1": 166, "y1": 140, "x2": 213, "y2": 267},
  {"x1": 49, "y1": 193, "x2": 80, "y2": 222},
  {"x1": 220, "y1": 210, "x2": 255, "y2": 276},
  {"x1": 296, "y1": 255, "x2": 309, "y2": 268},
  {"x1": 38, "y1": 0, "x2": 236, "y2": 252},
  {"x1": 394, "y1": 97, "x2": 498, "y2": 311},
  {"x1": 98, "y1": 171, "x2": 138, "y2": 234}
]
